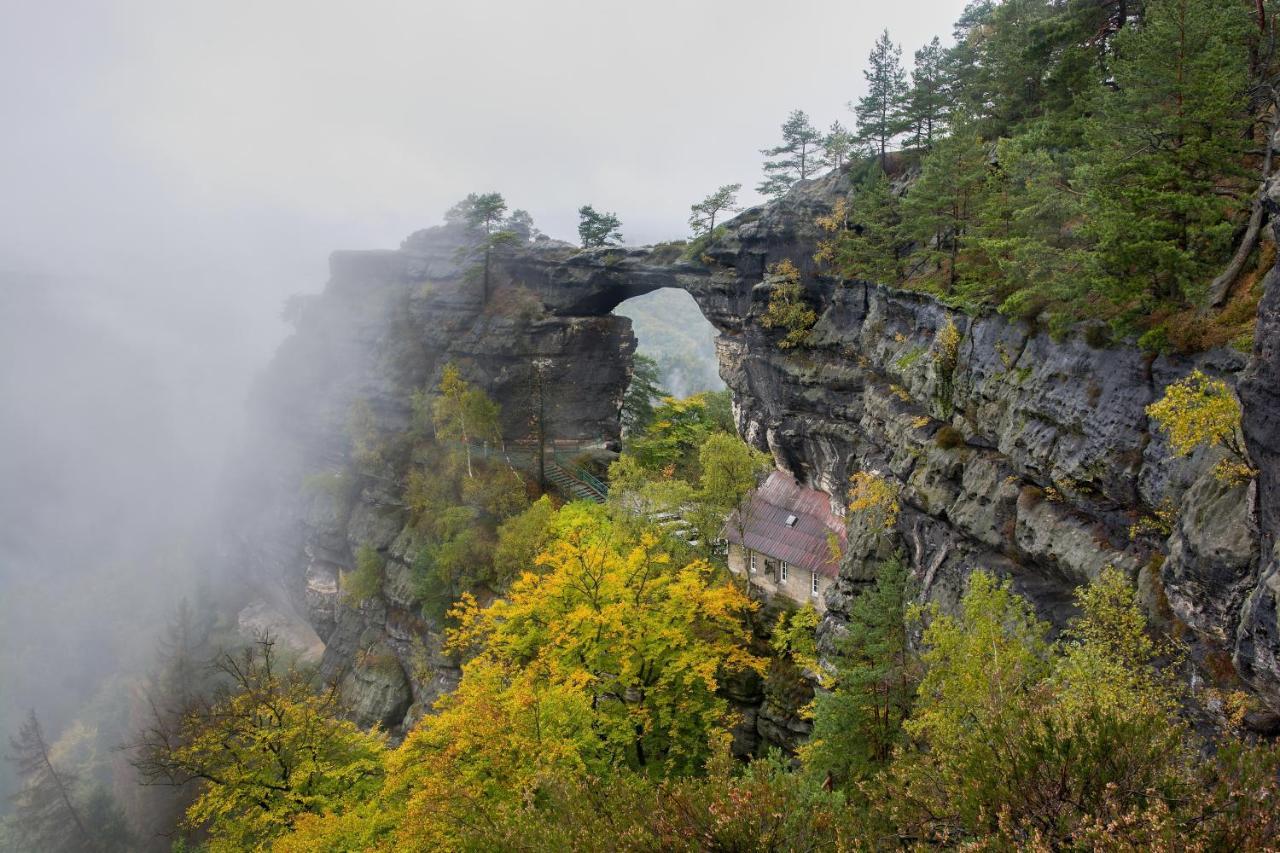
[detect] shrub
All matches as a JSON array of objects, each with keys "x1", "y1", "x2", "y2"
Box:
[
  {"x1": 342, "y1": 545, "x2": 384, "y2": 604},
  {"x1": 934, "y1": 425, "x2": 965, "y2": 449},
  {"x1": 1146, "y1": 369, "x2": 1254, "y2": 484},
  {"x1": 759, "y1": 259, "x2": 817, "y2": 349},
  {"x1": 848, "y1": 470, "x2": 900, "y2": 529}
]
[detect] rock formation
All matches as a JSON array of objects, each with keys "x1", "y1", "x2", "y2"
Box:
[{"x1": 233, "y1": 168, "x2": 1280, "y2": 739}]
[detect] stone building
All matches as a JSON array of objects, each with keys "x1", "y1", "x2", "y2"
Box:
[{"x1": 724, "y1": 471, "x2": 847, "y2": 612}]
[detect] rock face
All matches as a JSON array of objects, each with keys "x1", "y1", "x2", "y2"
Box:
[
  {"x1": 230, "y1": 225, "x2": 640, "y2": 734},
  {"x1": 236, "y1": 170, "x2": 1280, "y2": 736},
  {"x1": 1235, "y1": 187, "x2": 1280, "y2": 709}
]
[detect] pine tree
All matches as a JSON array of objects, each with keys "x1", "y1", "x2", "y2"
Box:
[
  {"x1": 820, "y1": 122, "x2": 856, "y2": 172},
  {"x1": 688, "y1": 184, "x2": 742, "y2": 239},
  {"x1": 802, "y1": 557, "x2": 915, "y2": 788},
  {"x1": 898, "y1": 130, "x2": 991, "y2": 292},
  {"x1": 448, "y1": 192, "x2": 515, "y2": 303},
  {"x1": 6, "y1": 712, "x2": 95, "y2": 853},
  {"x1": 505, "y1": 209, "x2": 540, "y2": 242},
  {"x1": 1080, "y1": 0, "x2": 1252, "y2": 309},
  {"x1": 577, "y1": 205, "x2": 623, "y2": 247},
  {"x1": 852, "y1": 30, "x2": 909, "y2": 169},
  {"x1": 905, "y1": 37, "x2": 949, "y2": 149},
  {"x1": 621, "y1": 354, "x2": 667, "y2": 435},
  {"x1": 816, "y1": 166, "x2": 902, "y2": 284},
  {"x1": 758, "y1": 110, "x2": 822, "y2": 198}
]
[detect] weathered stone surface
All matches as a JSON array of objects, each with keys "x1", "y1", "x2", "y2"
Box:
[
  {"x1": 338, "y1": 637, "x2": 412, "y2": 730},
  {"x1": 233, "y1": 164, "x2": 1280, "y2": 742},
  {"x1": 1163, "y1": 473, "x2": 1256, "y2": 644},
  {"x1": 1236, "y1": 194, "x2": 1280, "y2": 705}
]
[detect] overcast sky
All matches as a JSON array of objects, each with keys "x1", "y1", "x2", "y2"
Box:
[
  {"x1": 0, "y1": 0, "x2": 976, "y2": 768},
  {"x1": 2, "y1": 0, "x2": 971, "y2": 295}
]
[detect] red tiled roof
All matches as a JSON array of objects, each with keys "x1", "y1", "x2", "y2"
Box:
[{"x1": 723, "y1": 471, "x2": 847, "y2": 579}]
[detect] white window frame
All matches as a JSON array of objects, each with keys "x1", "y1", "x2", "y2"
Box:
[
  {"x1": 811, "y1": 570, "x2": 820, "y2": 596},
  {"x1": 779, "y1": 560, "x2": 789, "y2": 583},
  {"x1": 749, "y1": 551, "x2": 757, "y2": 574}
]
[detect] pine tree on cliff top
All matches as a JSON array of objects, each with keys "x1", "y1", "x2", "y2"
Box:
[
  {"x1": 852, "y1": 30, "x2": 909, "y2": 169},
  {"x1": 758, "y1": 110, "x2": 822, "y2": 198}
]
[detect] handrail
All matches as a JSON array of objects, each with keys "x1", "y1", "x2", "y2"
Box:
[
  {"x1": 552, "y1": 451, "x2": 608, "y2": 497},
  {"x1": 447, "y1": 440, "x2": 611, "y2": 500}
]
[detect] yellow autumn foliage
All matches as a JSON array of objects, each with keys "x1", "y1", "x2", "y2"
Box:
[{"x1": 848, "y1": 470, "x2": 900, "y2": 529}]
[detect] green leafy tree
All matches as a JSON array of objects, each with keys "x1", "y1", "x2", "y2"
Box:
[
  {"x1": 577, "y1": 205, "x2": 623, "y2": 247},
  {"x1": 688, "y1": 183, "x2": 742, "y2": 239},
  {"x1": 133, "y1": 637, "x2": 387, "y2": 852},
  {"x1": 341, "y1": 543, "x2": 384, "y2": 604},
  {"x1": 491, "y1": 494, "x2": 557, "y2": 588},
  {"x1": 758, "y1": 110, "x2": 822, "y2": 198},
  {"x1": 689, "y1": 432, "x2": 772, "y2": 558},
  {"x1": 621, "y1": 353, "x2": 668, "y2": 435},
  {"x1": 852, "y1": 30, "x2": 910, "y2": 169},
  {"x1": 431, "y1": 363, "x2": 501, "y2": 478},
  {"x1": 882, "y1": 568, "x2": 1211, "y2": 845},
  {"x1": 626, "y1": 392, "x2": 727, "y2": 478},
  {"x1": 802, "y1": 557, "x2": 916, "y2": 788},
  {"x1": 1080, "y1": 0, "x2": 1252, "y2": 308}
]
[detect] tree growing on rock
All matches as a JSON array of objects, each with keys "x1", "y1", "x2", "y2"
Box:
[
  {"x1": 852, "y1": 30, "x2": 909, "y2": 169},
  {"x1": 688, "y1": 183, "x2": 742, "y2": 240},
  {"x1": 577, "y1": 205, "x2": 623, "y2": 247},
  {"x1": 759, "y1": 259, "x2": 817, "y2": 349},
  {"x1": 1080, "y1": 0, "x2": 1252, "y2": 308},
  {"x1": 814, "y1": 166, "x2": 902, "y2": 284},
  {"x1": 432, "y1": 363, "x2": 502, "y2": 478},
  {"x1": 449, "y1": 192, "x2": 518, "y2": 304},
  {"x1": 758, "y1": 110, "x2": 822, "y2": 198},
  {"x1": 904, "y1": 36, "x2": 949, "y2": 149},
  {"x1": 820, "y1": 121, "x2": 856, "y2": 172},
  {"x1": 1147, "y1": 369, "x2": 1254, "y2": 483}
]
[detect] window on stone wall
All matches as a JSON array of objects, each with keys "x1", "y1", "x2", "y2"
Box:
[
  {"x1": 811, "y1": 570, "x2": 819, "y2": 596},
  {"x1": 780, "y1": 560, "x2": 788, "y2": 583},
  {"x1": 749, "y1": 551, "x2": 757, "y2": 574}
]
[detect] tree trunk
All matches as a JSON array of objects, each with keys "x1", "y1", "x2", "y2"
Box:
[{"x1": 1208, "y1": 100, "x2": 1278, "y2": 306}]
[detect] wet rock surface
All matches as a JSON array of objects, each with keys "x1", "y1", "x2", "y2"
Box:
[{"x1": 233, "y1": 171, "x2": 1280, "y2": 741}]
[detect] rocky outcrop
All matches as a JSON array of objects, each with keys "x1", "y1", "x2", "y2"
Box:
[
  {"x1": 231, "y1": 225, "x2": 640, "y2": 735},
  {"x1": 1235, "y1": 185, "x2": 1280, "y2": 709},
  {"x1": 236, "y1": 168, "x2": 1280, "y2": 736}
]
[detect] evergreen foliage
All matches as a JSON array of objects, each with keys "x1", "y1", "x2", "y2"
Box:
[
  {"x1": 757, "y1": 110, "x2": 822, "y2": 198},
  {"x1": 802, "y1": 556, "x2": 915, "y2": 787},
  {"x1": 808, "y1": 0, "x2": 1266, "y2": 345},
  {"x1": 688, "y1": 183, "x2": 742, "y2": 238},
  {"x1": 620, "y1": 353, "x2": 668, "y2": 435},
  {"x1": 577, "y1": 204, "x2": 623, "y2": 247},
  {"x1": 852, "y1": 29, "x2": 910, "y2": 168}
]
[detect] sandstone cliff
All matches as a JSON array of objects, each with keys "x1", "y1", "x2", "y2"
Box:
[{"x1": 234, "y1": 170, "x2": 1280, "y2": 737}]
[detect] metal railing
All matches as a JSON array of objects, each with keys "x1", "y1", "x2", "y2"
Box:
[{"x1": 453, "y1": 440, "x2": 611, "y2": 501}]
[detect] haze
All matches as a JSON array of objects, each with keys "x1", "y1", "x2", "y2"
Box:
[{"x1": 0, "y1": 0, "x2": 968, "y2": 804}]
